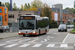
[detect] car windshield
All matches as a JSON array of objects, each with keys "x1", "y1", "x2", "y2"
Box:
[
  {"x1": 59, "y1": 24, "x2": 66, "y2": 28},
  {"x1": 19, "y1": 20, "x2": 35, "y2": 30}
]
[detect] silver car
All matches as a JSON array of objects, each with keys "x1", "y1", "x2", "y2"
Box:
[
  {"x1": 0, "y1": 25, "x2": 10, "y2": 32},
  {"x1": 58, "y1": 24, "x2": 67, "y2": 32}
]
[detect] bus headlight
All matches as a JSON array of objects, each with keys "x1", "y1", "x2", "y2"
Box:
[
  {"x1": 33, "y1": 31, "x2": 35, "y2": 33},
  {"x1": 19, "y1": 31, "x2": 21, "y2": 33}
]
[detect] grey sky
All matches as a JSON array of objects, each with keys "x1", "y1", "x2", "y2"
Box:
[{"x1": 1, "y1": 0, "x2": 74, "y2": 9}]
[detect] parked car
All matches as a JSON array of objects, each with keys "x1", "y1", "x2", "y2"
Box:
[
  {"x1": 58, "y1": 24, "x2": 67, "y2": 32},
  {"x1": 0, "y1": 25, "x2": 10, "y2": 32},
  {"x1": 67, "y1": 25, "x2": 74, "y2": 28}
]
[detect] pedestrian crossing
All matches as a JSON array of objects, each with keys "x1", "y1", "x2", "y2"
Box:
[
  {"x1": 47, "y1": 44, "x2": 55, "y2": 47},
  {"x1": 0, "y1": 43, "x2": 75, "y2": 48},
  {"x1": 19, "y1": 44, "x2": 30, "y2": 47}
]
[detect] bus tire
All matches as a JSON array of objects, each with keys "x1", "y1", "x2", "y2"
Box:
[
  {"x1": 23, "y1": 35, "x2": 25, "y2": 37},
  {"x1": 45, "y1": 29, "x2": 47, "y2": 34}
]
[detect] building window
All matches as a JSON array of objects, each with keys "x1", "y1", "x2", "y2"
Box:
[
  {"x1": 8, "y1": 14, "x2": 14, "y2": 18},
  {"x1": 66, "y1": 17, "x2": 68, "y2": 19},
  {"x1": 0, "y1": 9, "x2": 2, "y2": 13},
  {"x1": 53, "y1": 6, "x2": 55, "y2": 8},
  {"x1": 65, "y1": 16, "x2": 66, "y2": 19},
  {"x1": 63, "y1": 17, "x2": 64, "y2": 19}
]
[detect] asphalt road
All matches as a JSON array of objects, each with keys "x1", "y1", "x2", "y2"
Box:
[{"x1": 0, "y1": 28, "x2": 74, "y2": 50}]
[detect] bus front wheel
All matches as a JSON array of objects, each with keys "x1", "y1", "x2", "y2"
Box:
[
  {"x1": 23, "y1": 35, "x2": 25, "y2": 37},
  {"x1": 45, "y1": 29, "x2": 47, "y2": 34}
]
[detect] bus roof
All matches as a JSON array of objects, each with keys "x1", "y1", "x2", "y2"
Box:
[{"x1": 23, "y1": 15, "x2": 40, "y2": 17}]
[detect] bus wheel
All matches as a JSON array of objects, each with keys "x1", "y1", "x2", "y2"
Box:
[
  {"x1": 45, "y1": 29, "x2": 47, "y2": 34},
  {"x1": 23, "y1": 35, "x2": 25, "y2": 37}
]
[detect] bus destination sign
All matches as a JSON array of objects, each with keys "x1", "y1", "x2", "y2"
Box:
[{"x1": 20, "y1": 16, "x2": 35, "y2": 19}]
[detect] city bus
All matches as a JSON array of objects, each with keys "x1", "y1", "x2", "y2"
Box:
[{"x1": 18, "y1": 15, "x2": 49, "y2": 36}]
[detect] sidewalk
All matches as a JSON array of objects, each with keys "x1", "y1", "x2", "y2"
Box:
[{"x1": 0, "y1": 32, "x2": 18, "y2": 39}]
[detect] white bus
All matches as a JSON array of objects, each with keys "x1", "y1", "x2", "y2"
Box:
[{"x1": 18, "y1": 15, "x2": 49, "y2": 36}]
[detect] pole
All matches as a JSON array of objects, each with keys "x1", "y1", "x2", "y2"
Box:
[
  {"x1": 10, "y1": 0, "x2": 12, "y2": 12},
  {"x1": 60, "y1": 6, "x2": 63, "y2": 24},
  {"x1": 10, "y1": 0, "x2": 13, "y2": 32}
]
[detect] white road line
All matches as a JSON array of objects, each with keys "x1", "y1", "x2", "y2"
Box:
[
  {"x1": 28, "y1": 38, "x2": 39, "y2": 42},
  {"x1": 5, "y1": 44, "x2": 18, "y2": 47},
  {"x1": 6, "y1": 38, "x2": 23, "y2": 42},
  {"x1": 60, "y1": 44, "x2": 68, "y2": 47},
  {"x1": 19, "y1": 38, "x2": 31, "y2": 42},
  {"x1": 32, "y1": 44, "x2": 42, "y2": 47},
  {"x1": 19, "y1": 44, "x2": 30, "y2": 47},
  {"x1": 0, "y1": 44, "x2": 6, "y2": 46},
  {"x1": 62, "y1": 33, "x2": 69, "y2": 43},
  {"x1": 47, "y1": 44, "x2": 55, "y2": 47},
  {"x1": 44, "y1": 39, "x2": 47, "y2": 42}
]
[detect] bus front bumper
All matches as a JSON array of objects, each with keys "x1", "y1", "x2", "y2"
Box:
[{"x1": 18, "y1": 32, "x2": 37, "y2": 35}]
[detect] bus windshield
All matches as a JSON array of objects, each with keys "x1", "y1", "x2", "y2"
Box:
[{"x1": 19, "y1": 20, "x2": 35, "y2": 30}]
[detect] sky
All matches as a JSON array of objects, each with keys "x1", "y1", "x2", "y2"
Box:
[{"x1": 0, "y1": 0, "x2": 75, "y2": 9}]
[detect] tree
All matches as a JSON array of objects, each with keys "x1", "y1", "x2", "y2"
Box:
[
  {"x1": 5, "y1": 2, "x2": 10, "y2": 11},
  {"x1": 13, "y1": 3, "x2": 17, "y2": 11},
  {"x1": 64, "y1": 7, "x2": 74, "y2": 14},
  {"x1": 28, "y1": 3, "x2": 30, "y2": 9},
  {"x1": 2, "y1": 3, "x2": 5, "y2": 7},
  {"x1": 26, "y1": 6, "x2": 37, "y2": 11},
  {"x1": 21, "y1": 4, "x2": 24, "y2": 11},
  {"x1": 40, "y1": 3, "x2": 52, "y2": 26},
  {"x1": 24, "y1": 3, "x2": 28, "y2": 11},
  {"x1": 31, "y1": 0, "x2": 43, "y2": 8}
]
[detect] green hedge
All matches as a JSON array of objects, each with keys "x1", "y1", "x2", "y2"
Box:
[
  {"x1": 49, "y1": 20, "x2": 58, "y2": 28},
  {"x1": 49, "y1": 24, "x2": 58, "y2": 28}
]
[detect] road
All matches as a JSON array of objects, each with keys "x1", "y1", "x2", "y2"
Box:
[{"x1": 0, "y1": 28, "x2": 74, "y2": 50}]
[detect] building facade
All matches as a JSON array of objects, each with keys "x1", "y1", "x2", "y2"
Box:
[
  {"x1": 51, "y1": 4, "x2": 75, "y2": 24},
  {"x1": 51, "y1": 9, "x2": 75, "y2": 25},
  {"x1": 8, "y1": 11, "x2": 38, "y2": 23}
]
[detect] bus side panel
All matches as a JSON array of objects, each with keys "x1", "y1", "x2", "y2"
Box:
[{"x1": 40, "y1": 29, "x2": 49, "y2": 34}]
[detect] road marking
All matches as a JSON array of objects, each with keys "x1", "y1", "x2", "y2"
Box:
[
  {"x1": 6, "y1": 38, "x2": 24, "y2": 42},
  {"x1": 19, "y1": 38, "x2": 31, "y2": 42},
  {"x1": 19, "y1": 44, "x2": 30, "y2": 47},
  {"x1": 47, "y1": 44, "x2": 55, "y2": 47},
  {"x1": 0, "y1": 44, "x2": 6, "y2": 46},
  {"x1": 32, "y1": 44, "x2": 42, "y2": 47},
  {"x1": 5, "y1": 44, "x2": 18, "y2": 47},
  {"x1": 60, "y1": 44, "x2": 68, "y2": 47},
  {"x1": 44, "y1": 39, "x2": 47, "y2": 42},
  {"x1": 62, "y1": 33, "x2": 69, "y2": 43},
  {"x1": 50, "y1": 37, "x2": 54, "y2": 38},
  {"x1": 28, "y1": 38, "x2": 39, "y2": 42}
]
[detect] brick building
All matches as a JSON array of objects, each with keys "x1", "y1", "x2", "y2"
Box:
[{"x1": 51, "y1": 8, "x2": 75, "y2": 24}]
